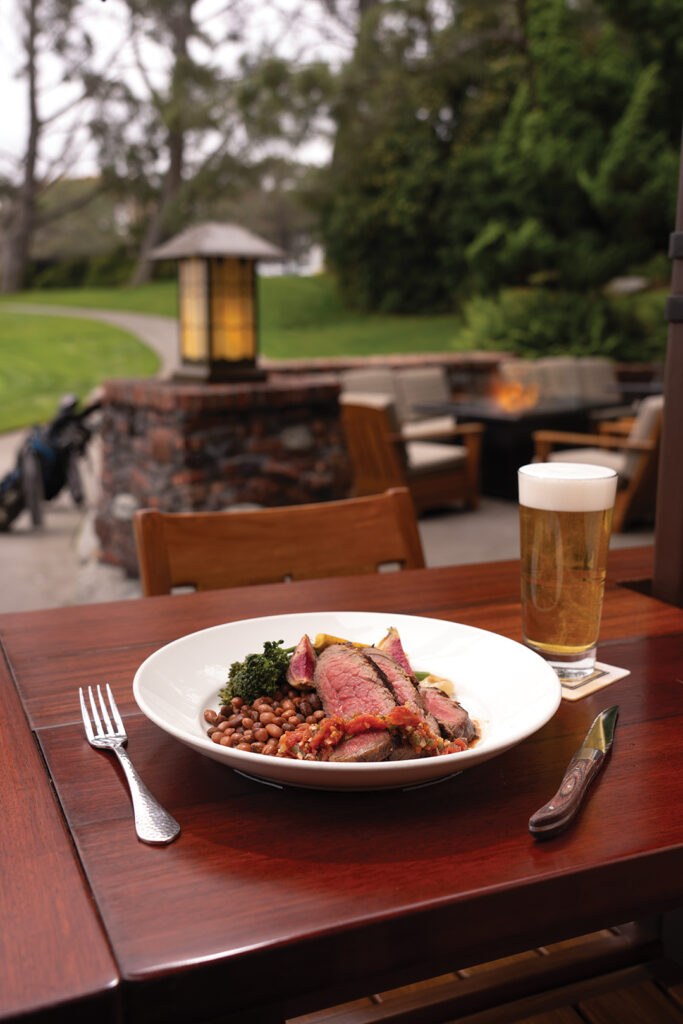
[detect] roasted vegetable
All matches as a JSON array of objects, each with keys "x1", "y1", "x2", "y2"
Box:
[
  {"x1": 313, "y1": 633, "x2": 365, "y2": 652},
  {"x1": 218, "y1": 640, "x2": 291, "y2": 704}
]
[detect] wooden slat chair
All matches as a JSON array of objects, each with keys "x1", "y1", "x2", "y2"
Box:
[
  {"x1": 339, "y1": 393, "x2": 483, "y2": 515},
  {"x1": 533, "y1": 394, "x2": 664, "y2": 532},
  {"x1": 394, "y1": 366, "x2": 460, "y2": 440},
  {"x1": 340, "y1": 366, "x2": 460, "y2": 441},
  {"x1": 133, "y1": 488, "x2": 425, "y2": 596},
  {"x1": 536, "y1": 356, "x2": 585, "y2": 400}
]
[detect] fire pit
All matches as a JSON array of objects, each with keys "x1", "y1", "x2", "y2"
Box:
[{"x1": 417, "y1": 395, "x2": 616, "y2": 499}]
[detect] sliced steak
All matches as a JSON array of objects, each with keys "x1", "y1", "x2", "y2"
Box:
[
  {"x1": 329, "y1": 731, "x2": 393, "y2": 763},
  {"x1": 418, "y1": 686, "x2": 477, "y2": 744},
  {"x1": 376, "y1": 627, "x2": 416, "y2": 679},
  {"x1": 286, "y1": 634, "x2": 317, "y2": 688},
  {"x1": 362, "y1": 647, "x2": 441, "y2": 737},
  {"x1": 313, "y1": 644, "x2": 397, "y2": 720}
]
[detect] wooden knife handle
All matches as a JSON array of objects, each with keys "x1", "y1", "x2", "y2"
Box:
[{"x1": 529, "y1": 750, "x2": 604, "y2": 839}]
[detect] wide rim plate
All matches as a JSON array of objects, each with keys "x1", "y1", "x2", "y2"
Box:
[{"x1": 133, "y1": 611, "x2": 561, "y2": 791}]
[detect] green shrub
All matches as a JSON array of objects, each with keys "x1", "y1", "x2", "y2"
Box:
[{"x1": 454, "y1": 287, "x2": 667, "y2": 363}]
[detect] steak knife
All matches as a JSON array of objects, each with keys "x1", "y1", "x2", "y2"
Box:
[{"x1": 529, "y1": 705, "x2": 619, "y2": 840}]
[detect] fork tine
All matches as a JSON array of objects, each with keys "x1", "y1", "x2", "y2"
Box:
[
  {"x1": 87, "y1": 685, "x2": 104, "y2": 736},
  {"x1": 97, "y1": 684, "x2": 113, "y2": 734},
  {"x1": 106, "y1": 684, "x2": 125, "y2": 733},
  {"x1": 79, "y1": 687, "x2": 94, "y2": 742}
]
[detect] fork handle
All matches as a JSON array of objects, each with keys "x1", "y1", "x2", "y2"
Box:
[{"x1": 113, "y1": 747, "x2": 180, "y2": 844}]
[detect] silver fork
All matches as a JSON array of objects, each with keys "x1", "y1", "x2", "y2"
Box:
[{"x1": 79, "y1": 684, "x2": 180, "y2": 845}]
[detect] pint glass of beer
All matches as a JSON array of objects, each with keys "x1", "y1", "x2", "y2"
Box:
[{"x1": 518, "y1": 463, "x2": 618, "y2": 680}]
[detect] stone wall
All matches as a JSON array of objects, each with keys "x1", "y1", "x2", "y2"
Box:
[
  {"x1": 264, "y1": 351, "x2": 504, "y2": 395},
  {"x1": 95, "y1": 375, "x2": 352, "y2": 575}
]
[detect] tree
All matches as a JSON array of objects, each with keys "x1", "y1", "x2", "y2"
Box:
[
  {"x1": 319, "y1": 0, "x2": 680, "y2": 312},
  {"x1": 319, "y1": 0, "x2": 531, "y2": 311},
  {"x1": 113, "y1": 0, "x2": 335, "y2": 284},
  {"x1": 0, "y1": 0, "x2": 114, "y2": 293}
]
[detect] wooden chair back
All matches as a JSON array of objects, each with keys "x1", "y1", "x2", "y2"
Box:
[
  {"x1": 339, "y1": 393, "x2": 409, "y2": 496},
  {"x1": 133, "y1": 488, "x2": 425, "y2": 596},
  {"x1": 616, "y1": 396, "x2": 663, "y2": 530},
  {"x1": 533, "y1": 395, "x2": 664, "y2": 532}
]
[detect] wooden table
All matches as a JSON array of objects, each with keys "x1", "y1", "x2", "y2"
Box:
[{"x1": 2, "y1": 546, "x2": 683, "y2": 1023}]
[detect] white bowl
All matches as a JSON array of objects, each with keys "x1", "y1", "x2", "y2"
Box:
[{"x1": 133, "y1": 611, "x2": 561, "y2": 791}]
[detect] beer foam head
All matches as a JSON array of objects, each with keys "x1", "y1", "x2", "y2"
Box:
[{"x1": 518, "y1": 463, "x2": 617, "y2": 512}]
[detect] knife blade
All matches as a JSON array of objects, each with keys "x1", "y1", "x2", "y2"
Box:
[{"x1": 529, "y1": 705, "x2": 619, "y2": 840}]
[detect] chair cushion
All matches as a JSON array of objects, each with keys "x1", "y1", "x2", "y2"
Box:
[
  {"x1": 547, "y1": 448, "x2": 627, "y2": 478},
  {"x1": 406, "y1": 440, "x2": 466, "y2": 474},
  {"x1": 339, "y1": 390, "x2": 403, "y2": 432},
  {"x1": 401, "y1": 416, "x2": 458, "y2": 440},
  {"x1": 395, "y1": 367, "x2": 452, "y2": 421},
  {"x1": 340, "y1": 369, "x2": 410, "y2": 422}
]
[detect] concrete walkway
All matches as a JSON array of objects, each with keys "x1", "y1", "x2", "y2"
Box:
[
  {"x1": 0, "y1": 303, "x2": 655, "y2": 614},
  {"x1": 0, "y1": 440, "x2": 654, "y2": 615}
]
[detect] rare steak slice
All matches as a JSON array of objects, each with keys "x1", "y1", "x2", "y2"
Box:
[
  {"x1": 286, "y1": 634, "x2": 317, "y2": 688},
  {"x1": 329, "y1": 731, "x2": 393, "y2": 763},
  {"x1": 362, "y1": 647, "x2": 441, "y2": 735},
  {"x1": 314, "y1": 644, "x2": 396, "y2": 719},
  {"x1": 376, "y1": 627, "x2": 416, "y2": 679},
  {"x1": 418, "y1": 685, "x2": 478, "y2": 744},
  {"x1": 313, "y1": 644, "x2": 397, "y2": 763}
]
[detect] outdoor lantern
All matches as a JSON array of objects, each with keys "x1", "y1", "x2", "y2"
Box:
[{"x1": 150, "y1": 222, "x2": 284, "y2": 382}]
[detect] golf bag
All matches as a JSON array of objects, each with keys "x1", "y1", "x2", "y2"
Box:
[{"x1": 0, "y1": 395, "x2": 101, "y2": 531}]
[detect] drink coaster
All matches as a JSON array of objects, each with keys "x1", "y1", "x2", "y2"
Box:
[{"x1": 561, "y1": 662, "x2": 631, "y2": 701}]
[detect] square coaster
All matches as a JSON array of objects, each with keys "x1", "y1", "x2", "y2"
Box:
[{"x1": 561, "y1": 662, "x2": 631, "y2": 701}]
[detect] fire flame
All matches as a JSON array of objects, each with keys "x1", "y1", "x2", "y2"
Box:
[{"x1": 490, "y1": 377, "x2": 539, "y2": 413}]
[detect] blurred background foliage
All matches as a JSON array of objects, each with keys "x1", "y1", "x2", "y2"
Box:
[{"x1": 2, "y1": 0, "x2": 682, "y2": 362}]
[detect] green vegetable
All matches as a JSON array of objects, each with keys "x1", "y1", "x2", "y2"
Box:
[{"x1": 218, "y1": 640, "x2": 291, "y2": 705}]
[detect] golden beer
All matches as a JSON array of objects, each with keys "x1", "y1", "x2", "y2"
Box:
[
  {"x1": 518, "y1": 463, "x2": 617, "y2": 679},
  {"x1": 520, "y1": 505, "x2": 613, "y2": 654}
]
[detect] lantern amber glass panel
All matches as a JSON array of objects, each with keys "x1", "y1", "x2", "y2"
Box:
[
  {"x1": 210, "y1": 258, "x2": 255, "y2": 361},
  {"x1": 178, "y1": 258, "x2": 209, "y2": 362},
  {"x1": 176, "y1": 258, "x2": 208, "y2": 362}
]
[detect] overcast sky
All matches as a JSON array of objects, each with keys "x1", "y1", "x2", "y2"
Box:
[{"x1": 0, "y1": 0, "x2": 346, "y2": 180}]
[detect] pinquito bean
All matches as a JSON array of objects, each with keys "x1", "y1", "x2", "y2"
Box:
[{"x1": 204, "y1": 688, "x2": 325, "y2": 756}]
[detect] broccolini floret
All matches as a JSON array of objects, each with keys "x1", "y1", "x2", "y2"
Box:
[{"x1": 218, "y1": 640, "x2": 291, "y2": 705}]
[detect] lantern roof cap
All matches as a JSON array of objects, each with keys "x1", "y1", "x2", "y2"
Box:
[{"x1": 149, "y1": 222, "x2": 285, "y2": 261}]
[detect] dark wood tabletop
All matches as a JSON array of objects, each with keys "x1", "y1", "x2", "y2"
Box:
[{"x1": 2, "y1": 545, "x2": 682, "y2": 1024}]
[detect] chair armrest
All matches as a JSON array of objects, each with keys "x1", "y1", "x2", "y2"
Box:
[
  {"x1": 451, "y1": 421, "x2": 485, "y2": 437},
  {"x1": 397, "y1": 421, "x2": 484, "y2": 442},
  {"x1": 533, "y1": 429, "x2": 655, "y2": 462},
  {"x1": 597, "y1": 418, "x2": 635, "y2": 436},
  {"x1": 533, "y1": 429, "x2": 654, "y2": 451}
]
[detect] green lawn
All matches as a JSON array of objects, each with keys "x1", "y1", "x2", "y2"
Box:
[
  {"x1": 0, "y1": 312, "x2": 159, "y2": 432},
  {"x1": 0, "y1": 275, "x2": 466, "y2": 432},
  {"x1": 2, "y1": 275, "x2": 465, "y2": 359}
]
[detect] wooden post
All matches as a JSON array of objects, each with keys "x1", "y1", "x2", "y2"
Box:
[{"x1": 653, "y1": 130, "x2": 683, "y2": 607}]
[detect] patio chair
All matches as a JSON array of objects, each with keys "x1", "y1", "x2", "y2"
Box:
[
  {"x1": 533, "y1": 394, "x2": 664, "y2": 531},
  {"x1": 339, "y1": 393, "x2": 483, "y2": 515},
  {"x1": 133, "y1": 487, "x2": 425, "y2": 596},
  {"x1": 535, "y1": 356, "x2": 584, "y2": 400},
  {"x1": 339, "y1": 367, "x2": 406, "y2": 416},
  {"x1": 340, "y1": 365, "x2": 459, "y2": 440},
  {"x1": 394, "y1": 365, "x2": 460, "y2": 439}
]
